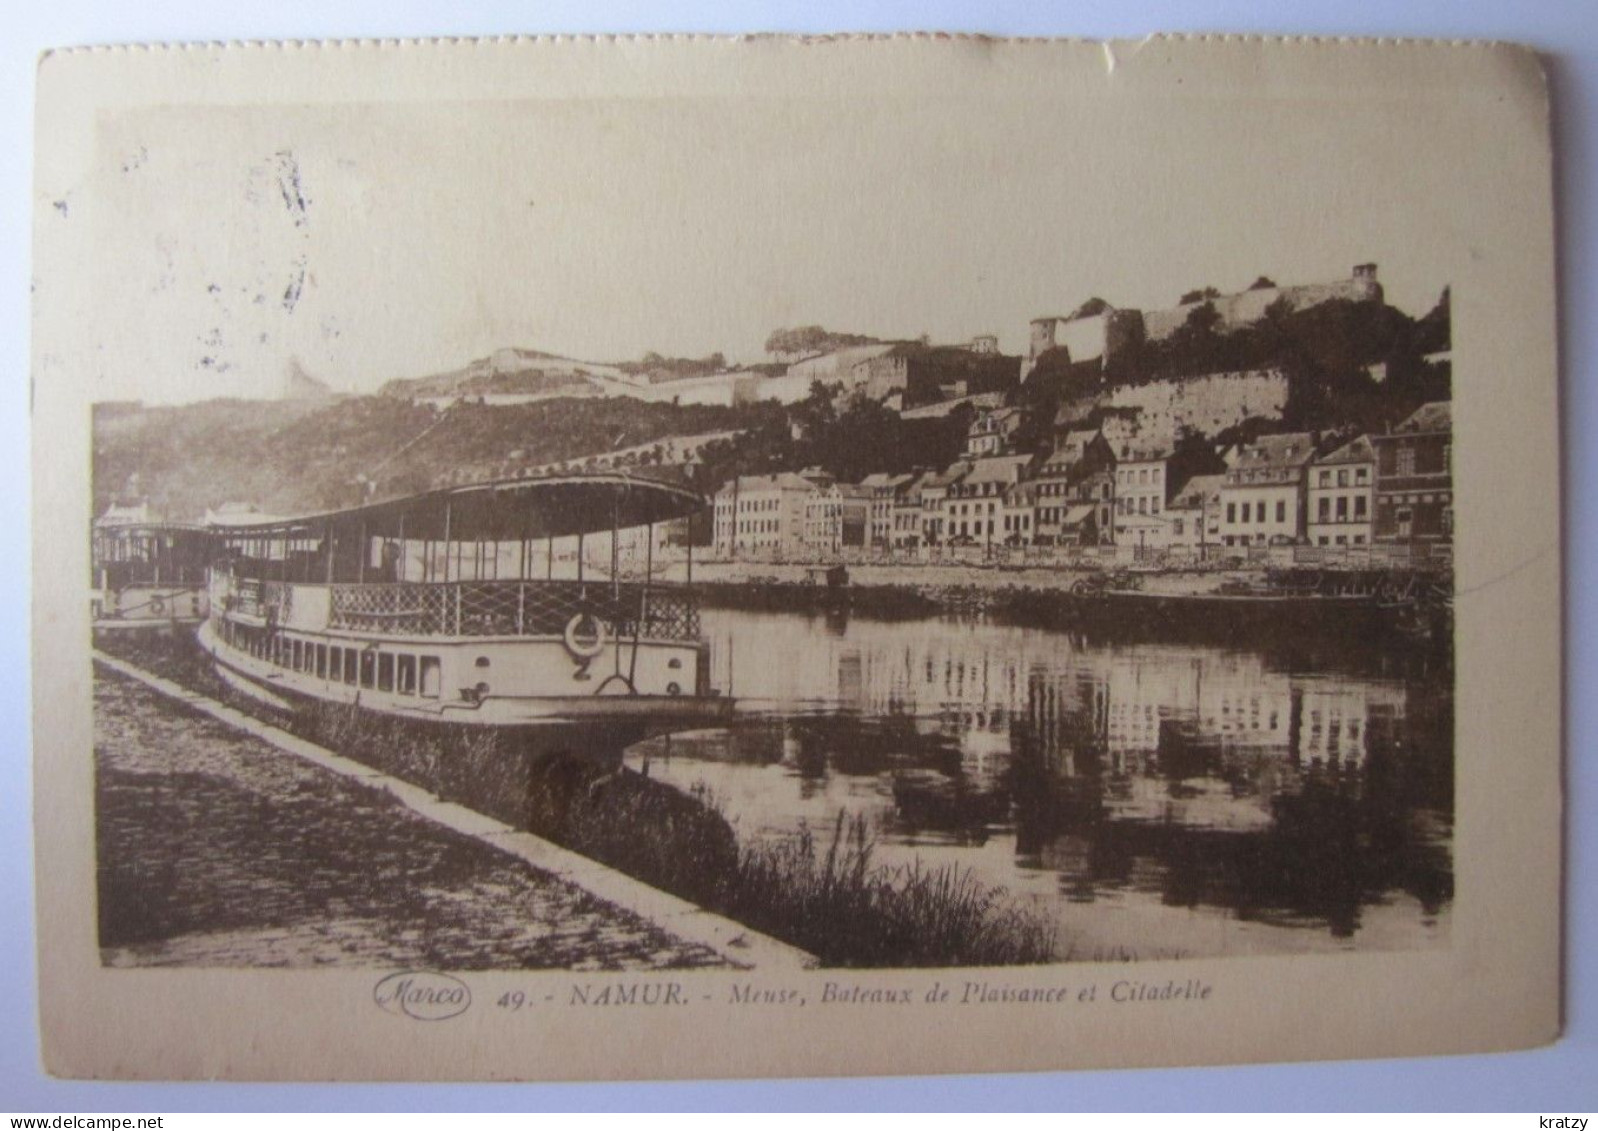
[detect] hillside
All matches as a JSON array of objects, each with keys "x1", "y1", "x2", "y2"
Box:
[
  {"x1": 378, "y1": 347, "x2": 630, "y2": 400},
  {"x1": 93, "y1": 394, "x2": 778, "y2": 522},
  {"x1": 1019, "y1": 290, "x2": 1452, "y2": 445}
]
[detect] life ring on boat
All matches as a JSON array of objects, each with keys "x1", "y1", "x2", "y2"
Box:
[
  {"x1": 148, "y1": 595, "x2": 166, "y2": 616},
  {"x1": 562, "y1": 612, "x2": 610, "y2": 660}
]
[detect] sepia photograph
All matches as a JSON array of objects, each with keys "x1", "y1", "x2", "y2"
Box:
[{"x1": 30, "y1": 33, "x2": 1562, "y2": 1082}]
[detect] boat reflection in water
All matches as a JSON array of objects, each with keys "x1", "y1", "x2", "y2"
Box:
[{"x1": 627, "y1": 604, "x2": 1452, "y2": 962}]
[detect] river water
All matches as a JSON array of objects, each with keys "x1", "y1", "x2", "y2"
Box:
[{"x1": 625, "y1": 603, "x2": 1453, "y2": 962}]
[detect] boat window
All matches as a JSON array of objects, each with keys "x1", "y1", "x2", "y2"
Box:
[
  {"x1": 360, "y1": 650, "x2": 376, "y2": 689},
  {"x1": 420, "y1": 656, "x2": 441, "y2": 699},
  {"x1": 344, "y1": 649, "x2": 358, "y2": 685},
  {"x1": 329, "y1": 646, "x2": 342, "y2": 680},
  {"x1": 316, "y1": 643, "x2": 327, "y2": 679},
  {"x1": 378, "y1": 653, "x2": 395, "y2": 693},
  {"x1": 397, "y1": 655, "x2": 417, "y2": 696}
]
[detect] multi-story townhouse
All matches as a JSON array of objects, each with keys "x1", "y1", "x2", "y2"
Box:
[
  {"x1": 803, "y1": 483, "x2": 873, "y2": 557},
  {"x1": 942, "y1": 454, "x2": 1034, "y2": 548},
  {"x1": 1067, "y1": 468, "x2": 1117, "y2": 546},
  {"x1": 919, "y1": 462, "x2": 971, "y2": 547},
  {"x1": 1167, "y1": 473, "x2": 1226, "y2": 552},
  {"x1": 891, "y1": 472, "x2": 928, "y2": 549},
  {"x1": 1112, "y1": 446, "x2": 1176, "y2": 551},
  {"x1": 858, "y1": 472, "x2": 913, "y2": 549},
  {"x1": 713, "y1": 472, "x2": 825, "y2": 559},
  {"x1": 1218, "y1": 432, "x2": 1317, "y2": 547},
  {"x1": 1031, "y1": 430, "x2": 1113, "y2": 545},
  {"x1": 1372, "y1": 401, "x2": 1452, "y2": 546},
  {"x1": 999, "y1": 481, "x2": 1039, "y2": 547},
  {"x1": 964, "y1": 406, "x2": 1024, "y2": 457},
  {"x1": 1308, "y1": 435, "x2": 1376, "y2": 547}
]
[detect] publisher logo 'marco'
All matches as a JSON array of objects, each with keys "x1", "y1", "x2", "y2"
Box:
[{"x1": 373, "y1": 971, "x2": 472, "y2": 1021}]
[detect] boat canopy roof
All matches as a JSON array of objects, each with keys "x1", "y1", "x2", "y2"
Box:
[
  {"x1": 93, "y1": 521, "x2": 209, "y2": 539},
  {"x1": 209, "y1": 473, "x2": 707, "y2": 543}
]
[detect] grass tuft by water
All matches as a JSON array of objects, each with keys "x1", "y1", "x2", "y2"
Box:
[{"x1": 716, "y1": 810, "x2": 1057, "y2": 967}]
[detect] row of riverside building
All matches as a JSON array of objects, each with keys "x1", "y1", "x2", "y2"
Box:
[{"x1": 712, "y1": 399, "x2": 1452, "y2": 562}]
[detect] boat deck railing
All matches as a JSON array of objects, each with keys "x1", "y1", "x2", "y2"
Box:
[{"x1": 225, "y1": 577, "x2": 701, "y2": 641}]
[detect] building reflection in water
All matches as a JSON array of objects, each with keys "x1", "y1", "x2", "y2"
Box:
[{"x1": 632, "y1": 606, "x2": 1452, "y2": 957}]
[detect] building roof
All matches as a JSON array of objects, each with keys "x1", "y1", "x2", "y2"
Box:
[
  {"x1": 921, "y1": 461, "x2": 973, "y2": 490},
  {"x1": 1117, "y1": 444, "x2": 1174, "y2": 464},
  {"x1": 964, "y1": 454, "x2": 1034, "y2": 484},
  {"x1": 1315, "y1": 434, "x2": 1376, "y2": 466},
  {"x1": 859, "y1": 471, "x2": 915, "y2": 491},
  {"x1": 1234, "y1": 431, "x2": 1317, "y2": 470},
  {"x1": 1394, "y1": 401, "x2": 1452, "y2": 434},
  {"x1": 1005, "y1": 481, "x2": 1041, "y2": 505},
  {"x1": 976, "y1": 406, "x2": 1021, "y2": 424},
  {"x1": 1062, "y1": 504, "x2": 1097, "y2": 526},
  {"x1": 894, "y1": 472, "x2": 929, "y2": 501},
  {"x1": 97, "y1": 502, "x2": 155, "y2": 527},
  {"x1": 1171, "y1": 473, "x2": 1227, "y2": 508},
  {"x1": 203, "y1": 502, "x2": 284, "y2": 528},
  {"x1": 725, "y1": 472, "x2": 822, "y2": 494}
]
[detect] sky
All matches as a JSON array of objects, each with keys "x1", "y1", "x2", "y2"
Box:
[{"x1": 73, "y1": 89, "x2": 1462, "y2": 404}]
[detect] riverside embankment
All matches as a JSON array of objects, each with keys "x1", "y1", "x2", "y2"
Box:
[
  {"x1": 95, "y1": 665, "x2": 735, "y2": 969},
  {"x1": 673, "y1": 559, "x2": 1451, "y2": 647}
]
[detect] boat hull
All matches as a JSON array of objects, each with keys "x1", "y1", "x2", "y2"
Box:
[{"x1": 199, "y1": 619, "x2": 735, "y2": 761}]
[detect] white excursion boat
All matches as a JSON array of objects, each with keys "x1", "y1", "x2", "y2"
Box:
[
  {"x1": 92, "y1": 521, "x2": 211, "y2": 630},
  {"x1": 198, "y1": 473, "x2": 733, "y2": 755}
]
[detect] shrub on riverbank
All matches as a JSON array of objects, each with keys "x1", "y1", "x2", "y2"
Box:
[{"x1": 716, "y1": 811, "x2": 1057, "y2": 967}]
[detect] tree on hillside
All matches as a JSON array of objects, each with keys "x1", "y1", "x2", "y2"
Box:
[
  {"x1": 1178, "y1": 286, "x2": 1222, "y2": 305},
  {"x1": 1181, "y1": 301, "x2": 1223, "y2": 336},
  {"x1": 1211, "y1": 416, "x2": 1282, "y2": 456},
  {"x1": 1166, "y1": 426, "x2": 1228, "y2": 492},
  {"x1": 763, "y1": 326, "x2": 881, "y2": 359},
  {"x1": 1415, "y1": 286, "x2": 1451, "y2": 354},
  {"x1": 1147, "y1": 301, "x2": 1227, "y2": 376},
  {"x1": 789, "y1": 381, "x2": 840, "y2": 444},
  {"x1": 1248, "y1": 276, "x2": 1278, "y2": 291},
  {"x1": 804, "y1": 395, "x2": 970, "y2": 482},
  {"x1": 623, "y1": 351, "x2": 727, "y2": 380}
]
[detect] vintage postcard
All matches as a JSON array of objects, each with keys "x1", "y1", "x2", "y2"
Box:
[{"x1": 32, "y1": 35, "x2": 1561, "y2": 1080}]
